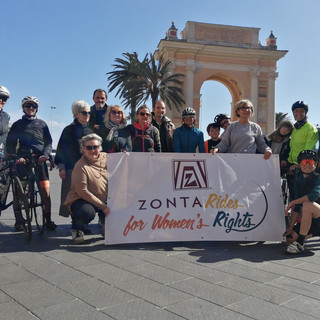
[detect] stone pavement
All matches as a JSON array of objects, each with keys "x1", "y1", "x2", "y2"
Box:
[{"x1": 1, "y1": 169, "x2": 320, "y2": 320}]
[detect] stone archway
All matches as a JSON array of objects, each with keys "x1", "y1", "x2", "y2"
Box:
[{"x1": 157, "y1": 21, "x2": 287, "y2": 133}]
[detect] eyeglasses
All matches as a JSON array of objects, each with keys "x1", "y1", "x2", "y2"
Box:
[
  {"x1": 84, "y1": 145, "x2": 100, "y2": 151},
  {"x1": 139, "y1": 112, "x2": 150, "y2": 117},
  {"x1": 23, "y1": 103, "x2": 38, "y2": 109},
  {"x1": 79, "y1": 111, "x2": 91, "y2": 116},
  {"x1": 300, "y1": 159, "x2": 316, "y2": 166},
  {"x1": 111, "y1": 110, "x2": 122, "y2": 115},
  {"x1": 0, "y1": 96, "x2": 8, "y2": 102}
]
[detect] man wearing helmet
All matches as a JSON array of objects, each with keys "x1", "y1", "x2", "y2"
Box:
[
  {"x1": 173, "y1": 107, "x2": 205, "y2": 153},
  {"x1": 6, "y1": 96, "x2": 56, "y2": 231},
  {"x1": 284, "y1": 150, "x2": 320, "y2": 254},
  {"x1": 0, "y1": 85, "x2": 11, "y2": 153},
  {"x1": 287, "y1": 101, "x2": 318, "y2": 172},
  {"x1": 286, "y1": 101, "x2": 318, "y2": 199}
]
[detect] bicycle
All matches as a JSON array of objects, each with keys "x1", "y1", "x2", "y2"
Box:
[
  {"x1": 0, "y1": 155, "x2": 32, "y2": 240},
  {"x1": 19, "y1": 150, "x2": 46, "y2": 236}
]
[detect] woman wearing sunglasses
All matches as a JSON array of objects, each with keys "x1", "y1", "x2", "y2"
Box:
[
  {"x1": 97, "y1": 105, "x2": 131, "y2": 153},
  {"x1": 211, "y1": 99, "x2": 272, "y2": 159},
  {"x1": 284, "y1": 150, "x2": 320, "y2": 254},
  {"x1": 54, "y1": 100, "x2": 93, "y2": 220},
  {"x1": 173, "y1": 107, "x2": 205, "y2": 153},
  {"x1": 6, "y1": 96, "x2": 56, "y2": 231},
  {"x1": 128, "y1": 105, "x2": 161, "y2": 152},
  {"x1": 65, "y1": 134, "x2": 110, "y2": 243}
]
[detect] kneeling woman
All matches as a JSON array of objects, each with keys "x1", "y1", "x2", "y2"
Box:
[{"x1": 64, "y1": 133, "x2": 110, "y2": 243}]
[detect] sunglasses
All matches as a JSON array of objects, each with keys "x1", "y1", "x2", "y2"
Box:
[
  {"x1": 139, "y1": 112, "x2": 150, "y2": 117},
  {"x1": 79, "y1": 111, "x2": 91, "y2": 116},
  {"x1": 0, "y1": 96, "x2": 8, "y2": 102},
  {"x1": 84, "y1": 145, "x2": 100, "y2": 151},
  {"x1": 24, "y1": 103, "x2": 38, "y2": 109},
  {"x1": 111, "y1": 110, "x2": 122, "y2": 115},
  {"x1": 300, "y1": 159, "x2": 316, "y2": 166},
  {"x1": 183, "y1": 115, "x2": 195, "y2": 119},
  {"x1": 239, "y1": 106, "x2": 252, "y2": 111}
]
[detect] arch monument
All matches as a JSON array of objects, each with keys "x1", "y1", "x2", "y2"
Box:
[{"x1": 157, "y1": 21, "x2": 288, "y2": 133}]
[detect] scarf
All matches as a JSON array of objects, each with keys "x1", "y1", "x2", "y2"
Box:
[
  {"x1": 294, "y1": 118, "x2": 307, "y2": 129},
  {"x1": 105, "y1": 121, "x2": 126, "y2": 141}
]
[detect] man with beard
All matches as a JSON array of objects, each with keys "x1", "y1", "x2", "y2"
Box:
[
  {"x1": 89, "y1": 89, "x2": 108, "y2": 132},
  {"x1": 151, "y1": 100, "x2": 175, "y2": 152}
]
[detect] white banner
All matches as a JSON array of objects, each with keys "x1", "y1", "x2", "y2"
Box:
[{"x1": 105, "y1": 152, "x2": 285, "y2": 245}]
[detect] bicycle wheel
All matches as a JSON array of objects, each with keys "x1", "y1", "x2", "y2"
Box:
[
  {"x1": 29, "y1": 175, "x2": 45, "y2": 235},
  {"x1": 13, "y1": 176, "x2": 32, "y2": 241}
]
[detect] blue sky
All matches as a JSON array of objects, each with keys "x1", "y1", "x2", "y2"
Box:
[{"x1": 2, "y1": 0, "x2": 320, "y2": 147}]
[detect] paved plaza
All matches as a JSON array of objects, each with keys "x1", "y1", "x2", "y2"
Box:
[{"x1": 1, "y1": 169, "x2": 320, "y2": 320}]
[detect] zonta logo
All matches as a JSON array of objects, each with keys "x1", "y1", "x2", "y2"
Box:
[{"x1": 172, "y1": 160, "x2": 208, "y2": 190}]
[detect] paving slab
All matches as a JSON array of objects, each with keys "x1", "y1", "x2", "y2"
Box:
[
  {"x1": 102, "y1": 299, "x2": 185, "y2": 320},
  {"x1": 227, "y1": 296, "x2": 316, "y2": 320},
  {"x1": 33, "y1": 299, "x2": 113, "y2": 320}
]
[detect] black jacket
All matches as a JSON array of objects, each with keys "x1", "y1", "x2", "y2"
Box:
[
  {"x1": 54, "y1": 119, "x2": 93, "y2": 170},
  {"x1": 6, "y1": 116, "x2": 52, "y2": 157}
]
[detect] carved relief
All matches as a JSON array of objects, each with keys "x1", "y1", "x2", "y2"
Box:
[{"x1": 195, "y1": 26, "x2": 252, "y2": 44}]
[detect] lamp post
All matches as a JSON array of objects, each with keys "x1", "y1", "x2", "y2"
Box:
[{"x1": 50, "y1": 106, "x2": 56, "y2": 134}]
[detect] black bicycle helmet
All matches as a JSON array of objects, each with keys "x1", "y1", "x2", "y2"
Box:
[
  {"x1": 182, "y1": 107, "x2": 196, "y2": 117},
  {"x1": 297, "y1": 150, "x2": 318, "y2": 164},
  {"x1": 291, "y1": 101, "x2": 308, "y2": 113},
  {"x1": 214, "y1": 113, "x2": 231, "y2": 126}
]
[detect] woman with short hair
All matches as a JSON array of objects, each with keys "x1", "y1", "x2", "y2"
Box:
[
  {"x1": 212, "y1": 99, "x2": 272, "y2": 159},
  {"x1": 65, "y1": 133, "x2": 110, "y2": 243},
  {"x1": 54, "y1": 100, "x2": 93, "y2": 219}
]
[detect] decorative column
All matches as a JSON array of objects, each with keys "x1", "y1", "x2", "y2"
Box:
[
  {"x1": 250, "y1": 66, "x2": 260, "y2": 123},
  {"x1": 185, "y1": 61, "x2": 195, "y2": 108},
  {"x1": 268, "y1": 71, "x2": 278, "y2": 132}
]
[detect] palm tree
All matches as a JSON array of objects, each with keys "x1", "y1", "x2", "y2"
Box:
[
  {"x1": 129, "y1": 53, "x2": 185, "y2": 111},
  {"x1": 107, "y1": 52, "x2": 185, "y2": 122},
  {"x1": 276, "y1": 112, "x2": 291, "y2": 128},
  {"x1": 107, "y1": 52, "x2": 146, "y2": 122}
]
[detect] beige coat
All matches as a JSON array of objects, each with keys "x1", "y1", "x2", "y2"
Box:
[{"x1": 64, "y1": 152, "x2": 108, "y2": 211}]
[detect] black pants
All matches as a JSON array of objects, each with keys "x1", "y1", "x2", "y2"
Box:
[{"x1": 70, "y1": 199, "x2": 105, "y2": 230}]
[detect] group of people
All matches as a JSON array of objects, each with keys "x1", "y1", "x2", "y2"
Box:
[{"x1": 1, "y1": 84, "x2": 320, "y2": 251}]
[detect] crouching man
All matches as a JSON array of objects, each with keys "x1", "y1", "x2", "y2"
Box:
[{"x1": 284, "y1": 150, "x2": 320, "y2": 254}]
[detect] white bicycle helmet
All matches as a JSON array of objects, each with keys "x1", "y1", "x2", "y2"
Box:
[
  {"x1": 182, "y1": 107, "x2": 196, "y2": 117},
  {"x1": 0, "y1": 86, "x2": 10, "y2": 98},
  {"x1": 21, "y1": 96, "x2": 39, "y2": 108}
]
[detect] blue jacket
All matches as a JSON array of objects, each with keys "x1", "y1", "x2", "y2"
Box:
[{"x1": 173, "y1": 124, "x2": 205, "y2": 153}]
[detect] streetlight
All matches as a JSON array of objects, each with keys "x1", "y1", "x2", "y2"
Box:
[{"x1": 50, "y1": 106, "x2": 56, "y2": 134}]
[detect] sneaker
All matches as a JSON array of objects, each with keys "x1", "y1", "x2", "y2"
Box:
[
  {"x1": 14, "y1": 222, "x2": 24, "y2": 232},
  {"x1": 71, "y1": 229, "x2": 84, "y2": 244},
  {"x1": 45, "y1": 220, "x2": 57, "y2": 231},
  {"x1": 286, "y1": 241, "x2": 305, "y2": 254}
]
